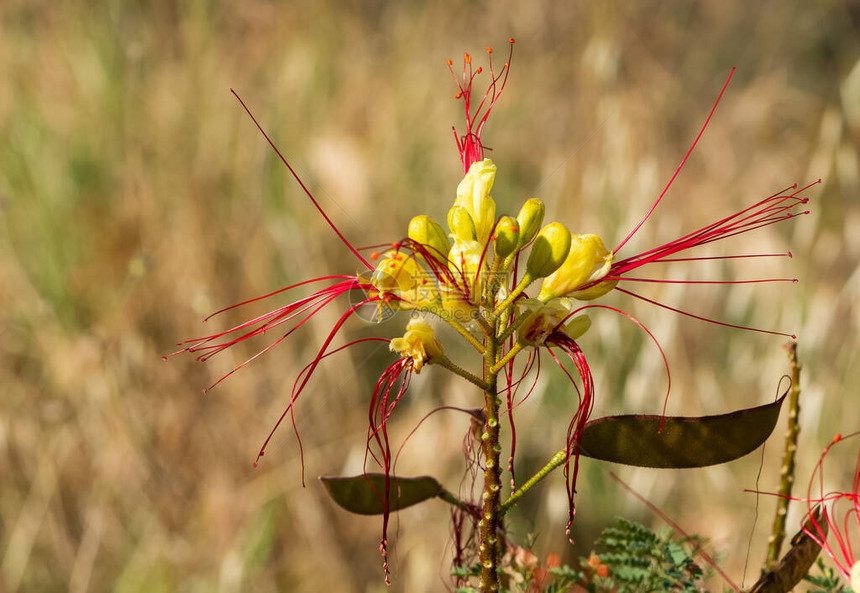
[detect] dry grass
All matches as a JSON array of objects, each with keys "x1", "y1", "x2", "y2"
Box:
[{"x1": 1, "y1": 1, "x2": 859, "y2": 591}]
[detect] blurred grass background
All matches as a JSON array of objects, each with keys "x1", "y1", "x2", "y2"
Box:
[{"x1": 1, "y1": 1, "x2": 859, "y2": 591}]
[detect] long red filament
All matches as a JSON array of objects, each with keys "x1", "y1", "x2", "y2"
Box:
[{"x1": 615, "y1": 68, "x2": 736, "y2": 253}]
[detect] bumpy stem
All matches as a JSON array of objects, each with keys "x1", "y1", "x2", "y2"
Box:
[
  {"x1": 765, "y1": 341, "x2": 803, "y2": 569},
  {"x1": 479, "y1": 318, "x2": 503, "y2": 592}
]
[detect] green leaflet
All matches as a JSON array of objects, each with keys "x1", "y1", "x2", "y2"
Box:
[
  {"x1": 579, "y1": 394, "x2": 786, "y2": 468},
  {"x1": 320, "y1": 473, "x2": 443, "y2": 515}
]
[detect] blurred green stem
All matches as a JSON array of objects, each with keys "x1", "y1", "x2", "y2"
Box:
[{"x1": 765, "y1": 341, "x2": 802, "y2": 570}]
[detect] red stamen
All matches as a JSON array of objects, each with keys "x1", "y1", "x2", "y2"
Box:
[
  {"x1": 568, "y1": 303, "x2": 672, "y2": 424},
  {"x1": 230, "y1": 90, "x2": 373, "y2": 270},
  {"x1": 615, "y1": 68, "x2": 736, "y2": 253},
  {"x1": 616, "y1": 286, "x2": 797, "y2": 339},
  {"x1": 448, "y1": 39, "x2": 515, "y2": 172}
]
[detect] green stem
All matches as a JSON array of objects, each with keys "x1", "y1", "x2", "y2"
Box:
[
  {"x1": 766, "y1": 341, "x2": 802, "y2": 570},
  {"x1": 500, "y1": 449, "x2": 566, "y2": 514},
  {"x1": 437, "y1": 486, "x2": 481, "y2": 518},
  {"x1": 421, "y1": 304, "x2": 486, "y2": 354},
  {"x1": 433, "y1": 354, "x2": 489, "y2": 392},
  {"x1": 490, "y1": 342, "x2": 525, "y2": 375},
  {"x1": 498, "y1": 310, "x2": 529, "y2": 343},
  {"x1": 493, "y1": 273, "x2": 533, "y2": 318}
]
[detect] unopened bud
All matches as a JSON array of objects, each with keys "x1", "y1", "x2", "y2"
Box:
[
  {"x1": 493, "y1": 216, "x2": 519, "y2": 258},
  {"x1": 565, "y1": 314, "x2": 591, "y2": 340},
  {"x1": 526, "y1": 222, "x2": 571, "y2": 279},
  {"x1": 447, "y1": 205, "x2": 476, "y2": 242},
  {"x1": 516, "y1": 198, "x2": 545, "y2": 248},
  {"x1": 455, "y1": 158, "x2": 497, "y2": 244},
  {"x1": 539, "y1": 234, "x2": 616, "y2": 301},
  {"x1": 408, "y1": 215, "x2": 450, "y2": 259}
]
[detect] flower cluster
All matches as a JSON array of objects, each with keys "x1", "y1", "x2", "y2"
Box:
[{"x1": 169, "y1": 39, "x2": 815, "y2": 585}]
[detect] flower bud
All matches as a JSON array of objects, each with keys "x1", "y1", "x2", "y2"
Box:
[
  {"x1": 447, "y1": 205, "x2": 476, "y2": 242},
  {"x1": 493, "y1": 216, "x2": 520, "y2": 258},
  {"x1": 538, "y1": 234, "x2": 616, "y2": 301},
  {"x1": 455, "y1": 158, "x2": 497, "y2": 245},
  {"x1": 389, "y1": 318, "x2": 443, "y2": 373},
  {"x1": 408, "y1": 215, "x2": 450, "y2": 259},
  {"x1": 565, "y1": 314, "x2": 591, "y2": 340},
  {"x1": 525, "y1": 222, "x2": 571, "y2": 279},
  {"x1": 516, "y1": 198, "x2": 545, "y2": 248}
]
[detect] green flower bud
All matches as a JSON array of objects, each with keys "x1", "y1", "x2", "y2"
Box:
[
  {"x1": 565, "y1": 314, "x2": 591, "y2": 340},
  {"x1": 408, "y1": 215, "x2": 450, "y2": 259},
  {"x1": 538, "y1": 234, "x2": 616, "y2": 301},
  {"x1": 493, "y1": 216, "x2": 520, "y2": 258},
  {"x1": 516, "y1": 198, "x2": 545, "y2": 248},
  {"x1": 447, "y1": 205, "x2": 476, "y2": 242},
  {"x1": 525, "y1": 222, "x2": 572, "y2": 279}
]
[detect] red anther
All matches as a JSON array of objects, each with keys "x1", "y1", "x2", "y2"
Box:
[
  {"x1": 464, "y1": 53, "x2": 471, "y2": 64},
  {"x1": 447, "y1": 59, "x2": 453, "y2": 66},
  {"x1": 454, "y1": 91, "x2": 463, "y2": 99},
  {"x1": 834, "y1": 433, "x2": 843, "y2": 443},
  {"x1": 392, "y1": 241, "x2": 401, "y2": 250},
  {"x1": 503, "y1": 62, "x2": 510, "y2": 69},
  {"x1": 486, "y1": 47, "x2": 493, "y2": 54},
  {"x1": 509, "y1": 37, "x2": 515, "y2": 43},
  {"x1": 370, "y1": 251, "x2": 380, "y2": 260},
  {"x1": 253, "y1": 461, "x2": 258, "y2": 468},
  {"x1": 476, "y1": 66, "x2": 482, "y2": 74}
]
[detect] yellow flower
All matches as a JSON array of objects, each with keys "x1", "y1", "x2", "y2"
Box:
[
  {"x1": 389, "y1": 318, "x2": 443, "y2": 373},
  {"x1": 538, "y1": 234, "x2": 616, "y2": 301},
  {"x1": 454, "y1": 158, "x2": 497, "y2": 245},
  {"x1": 371, "y1": 250, "x2": 439, "y2": 309}
]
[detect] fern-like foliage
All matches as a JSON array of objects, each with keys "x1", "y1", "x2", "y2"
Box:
[
  {"x1": 595, "y1": 517, "x2": 705, "y2": 593},
  {"x1": 804, "y1": 558, "x2": 850, "y2": 593},
  {"x1": 451, "y1": 518, "x2": 711, "y2": 592}
]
